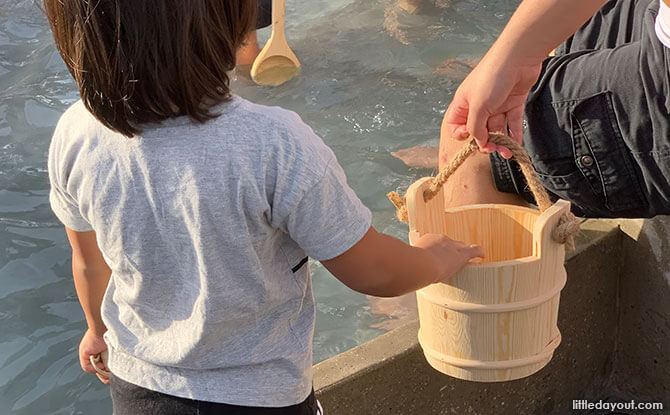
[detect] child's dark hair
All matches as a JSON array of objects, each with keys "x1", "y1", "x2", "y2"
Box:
[{"x1": 44, "y1": 0, "x2": 257, "y2": 137}]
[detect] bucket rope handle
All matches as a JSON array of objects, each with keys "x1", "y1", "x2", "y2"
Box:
[{"x1": 387, "y1": 132, "x2": 580, "y2": 249}]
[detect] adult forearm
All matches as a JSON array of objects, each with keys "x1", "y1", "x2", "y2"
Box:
[
  {"x1": 490, "y1": 0, "x2": 608, "y2": 63},
  {"x1": 72, "y1": 255, "x2": 111, "y2": 336}
]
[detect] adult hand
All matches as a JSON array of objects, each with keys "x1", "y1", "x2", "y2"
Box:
[
  {"x1": 79, "y1": 329, "x2": 110, "y2": 385},
  {"x1": 440, "y1": 0, "x2": 608, "y2": 156},
  {"x1": 444, "y1": 54, "x2": 543, "y2": 159}
]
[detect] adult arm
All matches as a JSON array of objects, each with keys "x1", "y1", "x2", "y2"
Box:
[
  {"x1": 65, "y1": 228, "x2": 112, "y2": 384},
  {"x1": 322, "y1": 227, "x2": 483, "y2": 297},
  {"x1": 444, "y1": 0, "x2": 608, "y2": 154}
]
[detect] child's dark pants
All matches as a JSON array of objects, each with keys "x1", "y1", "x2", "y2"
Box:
[{"x1": 110, "y1": 375, "x2": 320, "y2": 415}]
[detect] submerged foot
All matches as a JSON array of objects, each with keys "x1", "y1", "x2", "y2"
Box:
[
  {"x1": 368, "y1": 293, "x2": 418, "y2": 331},
  {"x1": 397, "y1": 0, "x2": 454, "y2": 14},
  {"x1": 391, "y1": 145, "x2": 439, "y2": 169},
  {"x1": 433, "y1": 58, "x2": 478, "y2": 79},
  {"x1": 397, "y1": 0, "x2": 423, "y2": 14}
]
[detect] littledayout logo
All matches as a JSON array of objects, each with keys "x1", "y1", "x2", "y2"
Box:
[{"x1": 573, "y1": 399, "x2": 664, "y2": 411}]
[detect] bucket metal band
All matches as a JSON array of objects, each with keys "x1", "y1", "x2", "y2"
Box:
[
  {"x1": 417, "y1": 269, "x2": 567, "y2": 313},
  {"x1": 418, "y1": 331, "x2": 562, "y2": 370}
]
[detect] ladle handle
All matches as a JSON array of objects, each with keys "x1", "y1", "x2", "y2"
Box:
[{"x1": 271, "y1": 0, "x2": 287, "y2": 42}]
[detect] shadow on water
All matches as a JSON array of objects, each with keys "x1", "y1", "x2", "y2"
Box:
[{"x1": 0, "y1": 0, "x2": 517, "y2": 413}]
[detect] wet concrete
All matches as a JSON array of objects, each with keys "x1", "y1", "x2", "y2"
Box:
[{"x1": 314, "y1": 219, "x2": 669, "y2": 414}]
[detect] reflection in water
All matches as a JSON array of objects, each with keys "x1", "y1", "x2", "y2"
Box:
[{"x1": 0, "y1": 0, "x2": 516, "y2": 413}]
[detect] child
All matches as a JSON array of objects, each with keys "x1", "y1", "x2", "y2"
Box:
[{"x1": 44, "y1": 1, "x2": 482, "y2": 414}]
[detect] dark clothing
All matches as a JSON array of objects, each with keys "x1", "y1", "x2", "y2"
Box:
[
  {"x1": 110, "y1": 375, "x2": 320, "y2": 415},
  {"x1": 257, "y1": 0, "x2": 273, "y2": 30},
  {"x1": 490, "y1": 0, "x2": 670, "y2": 218}
]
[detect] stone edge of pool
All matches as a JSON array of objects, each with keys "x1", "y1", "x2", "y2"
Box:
[{"x1": 313, "y1": 218, "x2": 670, "y2": 415}]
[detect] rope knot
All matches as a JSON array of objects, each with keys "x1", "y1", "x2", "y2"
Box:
[
  {"x1": 553, "y1": 211, "x2": 581, "y2": 251},
  {"x1": 387, "y1": 191, "x2": 408, "y2": 222}
]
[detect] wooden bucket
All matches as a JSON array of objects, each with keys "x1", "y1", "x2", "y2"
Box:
[{"x1": 390, "y1": 135, "x2": 578, "y2": 382}]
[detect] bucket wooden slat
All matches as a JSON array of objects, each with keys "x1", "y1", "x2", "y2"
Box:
[
  {"x1": 442, "y1": 205, "x2": 538, "y2": 262},
  {"x1": 406, "y1": 177, "x2": 447, "y2": 237}
]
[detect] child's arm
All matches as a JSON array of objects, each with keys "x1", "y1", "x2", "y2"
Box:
[
  {"x1": 322, "y1": 227, "x2": 483, "y2": 297},
  {"x1": 65, "y1": 227, "x2": 112, "y2": 384}
]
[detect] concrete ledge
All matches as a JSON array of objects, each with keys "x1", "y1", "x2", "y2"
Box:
[
  {"x1": 314, "y1": 220, "x2": 646, "y2": 414},
  {"x1": 611, "y1": 219, "x2": 670, "y2": 405}
]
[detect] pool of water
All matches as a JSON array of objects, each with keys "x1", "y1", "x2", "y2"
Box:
[{"x1": 0, "y1": 0, "x2": 517, "y2": 413}]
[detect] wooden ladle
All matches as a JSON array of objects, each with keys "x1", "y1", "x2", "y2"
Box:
[{"x1": 251, "y1": 0, "x2": 301, "y2": 86}]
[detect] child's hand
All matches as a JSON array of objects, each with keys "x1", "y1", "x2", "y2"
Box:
[
  {"x1": 413, "y1": 234, "x2": 484, "y2": 282},
  {"x1": 79, "y1": 329, "x2": 110, "y2": 385}
]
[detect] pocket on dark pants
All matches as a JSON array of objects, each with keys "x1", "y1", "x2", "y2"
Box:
[
  {"x1": 567, "y1": 92, "x2": 647, "y2": 214},
  {"x1": 514, "y1": 92, "x2": 648, "y2": 218}
]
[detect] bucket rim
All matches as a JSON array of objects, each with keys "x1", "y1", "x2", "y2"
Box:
[
  {"x1": 442, "y1": 203, "x2": 541, "y2": 216},
  {"x1": 464, "y1": 255, "x2": 539, "y2": 268}
]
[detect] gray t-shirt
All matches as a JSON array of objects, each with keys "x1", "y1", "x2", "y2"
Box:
[{"x1": 48, "y1": 97, "x2": 372, "y2": 406}]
